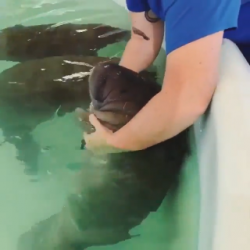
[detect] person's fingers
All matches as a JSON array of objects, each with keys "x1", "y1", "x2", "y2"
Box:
[
  {"x1": 88, "y1": 114, "x2": 102, "y2": 129},
  {"x1": 84, "y1": 131, "x2": 96, "y2": 139},
  {"x1": 83, "y1": 132, "x2": 89, "y2": 144},
  {"x1": 83, "y1": 132, "x2": 92, "y2": 145},
  {"x1": 83, "y1": 131, "x2": 100, "y2": 151}
]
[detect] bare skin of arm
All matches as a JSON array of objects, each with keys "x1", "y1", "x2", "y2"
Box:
[
  {"x1": 84, "y1": 12, "x2": 223, "y2": 153},
  {"x1": 107, "y1": 30, "x2": 223, "y2": 151},
  {"x1": 119, "y1": 12, "x2": 164, "y2": 72}
]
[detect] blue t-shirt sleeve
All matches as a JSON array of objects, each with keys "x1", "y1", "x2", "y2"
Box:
[
  {"x1": 126, "y1": 0, "x2": 150, "y2": 12},
  {"x1": 165, "y1": 0, "x2": 241, "y2": 54}
]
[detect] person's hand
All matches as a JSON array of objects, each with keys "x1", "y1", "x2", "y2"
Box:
[{"x1": 83, "y1": 114, "x2": 126, "y2": 154}]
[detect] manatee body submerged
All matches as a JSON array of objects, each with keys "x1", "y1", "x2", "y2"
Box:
[
  {"x1": 0, "y1": 56, "x2": 156, "y2": 175},
  {"x1": 17, "y1": 62, "x2": 190, "y2": 249},
  {"x1": 0, "y1": 23, "x2": 130, "y2": 62}
]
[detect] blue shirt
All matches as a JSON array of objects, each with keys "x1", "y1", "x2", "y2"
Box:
[
  {"x1": 224, "y1": 1, "x2": 250, "y2": 44},
  {"x1": 126, "y1": 0, "x2": 245, "y2": 54}
]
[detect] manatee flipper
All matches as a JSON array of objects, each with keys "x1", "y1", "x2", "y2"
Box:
[
  {"x1": 74, "y1": 108, "x2": 93, "y2": 133},
  {"x1": 6, "y1": 132, "x2": 40, "y2": 176},
  {"x1": 0, "y1": 23, "x2": 130, "y2": 62}
]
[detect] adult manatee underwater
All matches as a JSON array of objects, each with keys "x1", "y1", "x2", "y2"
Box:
[
  {"x1": 0, "y1": 56, "x2": 156, "y2": 175},
  {"x1": 17, "y1": 62, "x2": 190, "y2": 249},
  {"x1": 0, "y1": 23, "x2": 130, "y2": 62}
]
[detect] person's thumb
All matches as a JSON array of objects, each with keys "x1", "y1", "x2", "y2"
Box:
[{"x1": 88, "y1": 114, "x2": 102, "y2": 129}]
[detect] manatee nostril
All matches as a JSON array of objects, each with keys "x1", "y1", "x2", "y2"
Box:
[{"x1": 120, "y1": 89, "x2": 128, "y2": 94}]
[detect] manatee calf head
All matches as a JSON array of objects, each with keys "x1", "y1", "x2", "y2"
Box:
[{"x1": 76, "y1": 62, "x2": 160, "y2": 133}]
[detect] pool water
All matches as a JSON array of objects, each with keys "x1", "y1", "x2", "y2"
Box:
[{"x1": 0, "y1": 0, "x2": 200, "y2": 249}]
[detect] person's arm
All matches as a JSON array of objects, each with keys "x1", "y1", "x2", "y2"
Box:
[
  {"x1": 108, "y1": 32, "x2": 223, "y2": 150},
  {"x1": 106, "y1": 0, "x2": 240, "y2": 151},
  {"x1": 119, "y1": 11, "x2": 164, "y2": 72}
]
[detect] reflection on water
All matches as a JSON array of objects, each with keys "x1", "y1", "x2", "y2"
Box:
[{"x1": 0, "y1": 1, "x2": 200, "y2": 250}]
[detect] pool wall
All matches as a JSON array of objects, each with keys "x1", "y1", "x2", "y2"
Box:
[{"x1": 194, "y1": 39, "x2": 250, "y2": 250}]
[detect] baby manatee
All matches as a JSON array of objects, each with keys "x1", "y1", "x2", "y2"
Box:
[{"x1": 17, "y1": 62, "x2": 190, "y2": 249}]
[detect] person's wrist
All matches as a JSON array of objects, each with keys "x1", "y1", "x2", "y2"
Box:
[
  {"x1": 118, "y1": 61, "x2": 140, "y2": 73},
  {"x1": 106, "y1": 133, "x2": 117, "y2": 148},
  {"x1": 106, "y1": 133, "x2": 131, "y2": 153}
]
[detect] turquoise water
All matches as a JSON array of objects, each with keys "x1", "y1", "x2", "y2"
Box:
[{"x1": 0, "y1": 0, "x2": 200, "y2": 249}]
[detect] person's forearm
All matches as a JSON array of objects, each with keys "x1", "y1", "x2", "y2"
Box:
[
  {"x1": 107, "y1": 79, "x2": 214, "y2": 151},
  {"x1": 119, "y1": 37, "x2": 161, "y2": 73},
  {"x1": 108, "y1": 29, "x2": 222, "y2": 151}
]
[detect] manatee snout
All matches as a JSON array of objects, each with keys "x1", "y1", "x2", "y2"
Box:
[
  {"x1": 89, "y1": 62, "x2": 160, "y2": 114},
  {"x1": 76, "y1": 62, "x2": 161, "y2": 133}
]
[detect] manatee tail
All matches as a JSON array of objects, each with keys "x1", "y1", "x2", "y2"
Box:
[
  {"x1": 17, "y1": 214, "x2": 85, "y2": 250},
  {"x1": 17, "y1": 165, "x2": 136, "y2": 250},
  {"x1": 17, "y1": 205, "x2": 132, "y2": 250}
]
